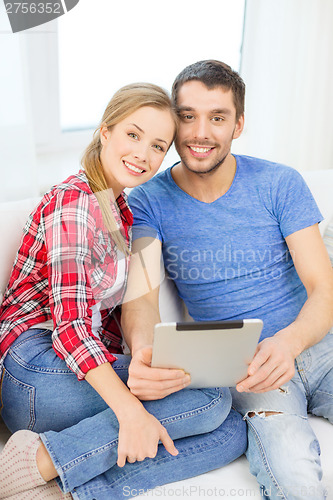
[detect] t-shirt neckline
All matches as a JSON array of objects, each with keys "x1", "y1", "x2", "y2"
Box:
[{"x1": 167, "y1": 155, "x2": 239, "y2": 205}]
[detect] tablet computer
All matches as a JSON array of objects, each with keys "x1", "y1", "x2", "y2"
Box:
[{"x1": 151, "y1": 319, "x2": 263, "y2": 388}]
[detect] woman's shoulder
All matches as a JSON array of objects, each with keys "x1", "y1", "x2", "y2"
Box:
[
  {"x1": 25, "y1": 171, "x2": 98, "y2": 227},
  {"x1": 41, "y1": 171, "x2": 95, "y2": 208},
  {"x1": 52, "y1": 170, "x2": 92, "y2": 196}
]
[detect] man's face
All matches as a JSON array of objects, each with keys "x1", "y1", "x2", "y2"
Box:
[{"x1": 174, "y1": 81, "x2": 244, "y2": 175}]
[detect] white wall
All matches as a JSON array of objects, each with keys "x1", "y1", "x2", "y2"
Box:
[
  {"x1": 0, "y1": 4, "x2": 38, "y2": 202},
  {"x1": 1, "y1": 0, "x2": 333, "y2": 203},
  {"x1": 234, "y1": 0, "x2": 333, "y2": 171}
]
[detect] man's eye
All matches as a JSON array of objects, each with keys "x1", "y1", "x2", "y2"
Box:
[
  {"x1": 212, "y1": 116, "x2": 224, "y2": 122},
  {"x1": 181, "y1": 114, "x2": 194, "y2": 121},
  {"x1": 128, "y1": 132, "x2": 138, "y2": 139}
]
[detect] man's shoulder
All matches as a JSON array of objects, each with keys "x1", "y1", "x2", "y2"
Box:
[
  {"x1": 236, "y1": 154, "x2": 295, "y2": 173},
  {"x1": 236, "y1": 154, "x2": 301, "y2": 185},
  {"x1": 129, "y1": 165, "x2": 174, "y2": 201}
]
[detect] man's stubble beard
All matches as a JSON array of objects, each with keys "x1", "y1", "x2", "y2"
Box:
[
  {"x1": 175, "y1": 128, "x2": 235, "y2": 178},
  {"x1": 181, "y1": 150, "x2": 230, "y2": 177}
]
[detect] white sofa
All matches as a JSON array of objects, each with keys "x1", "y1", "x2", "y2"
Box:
[{"x1": 0, "y1": 170, "x2": 333, "y2": 499}]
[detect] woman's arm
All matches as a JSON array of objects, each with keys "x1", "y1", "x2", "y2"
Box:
[
  {"x1": 85, "y1": 362, "x2": 178, "y2": 466},
  {"x1": 44, "y1": 189, "x2": 118, "y2": 379},
  {"x1": 44, "y1": 190, "x2": 177, "y2": 465}
]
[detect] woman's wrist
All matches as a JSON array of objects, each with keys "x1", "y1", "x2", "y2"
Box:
[{"x1": 85, "y1": 361, "x2": 145, "y2": 420}]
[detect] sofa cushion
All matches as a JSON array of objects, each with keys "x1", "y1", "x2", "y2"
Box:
[
  {"x1": 323, "y1": 217, "x2": 333, "y2": 266},
  {"x1": 0, "y1": 198, "x2": 40, "y2": 301},
  {"x1": 301, "y1": 169, "x2": 333, "y2": 234}
]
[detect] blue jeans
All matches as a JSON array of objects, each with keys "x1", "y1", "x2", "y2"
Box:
[
  {"x1": 231, "y1": 329, "x2": 333, "y2": 500},
  {"x1": 0, "y1": 328, "x2": 247, "y2": 499}
]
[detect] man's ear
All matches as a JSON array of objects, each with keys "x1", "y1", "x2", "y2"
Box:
[
  {"x1": 233, "y1": 113, "x2": 244, "y2": 139},
  {"x1": 100, "y1": 124, "x2": 110, "y2": 145}
]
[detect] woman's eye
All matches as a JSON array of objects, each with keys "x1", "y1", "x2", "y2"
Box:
[
  {"x1": 128, "y1": 132, "x2": 138, "y2": 139},
  {"x1": 152, "y1": 144, "x2": 164, "y2": 152}
]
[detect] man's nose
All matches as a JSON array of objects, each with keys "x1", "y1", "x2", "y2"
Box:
[{"x1": 192, "y1": 118, "x2": 210, "y2": 139}]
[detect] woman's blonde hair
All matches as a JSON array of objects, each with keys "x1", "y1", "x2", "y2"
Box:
[{"x1": 81, "y1": 83, "x2": 177, "y2": 254}]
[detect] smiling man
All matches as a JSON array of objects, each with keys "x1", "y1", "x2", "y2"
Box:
[{"x1": 122, "y1": 60, "x2": 333, "y2": 499}]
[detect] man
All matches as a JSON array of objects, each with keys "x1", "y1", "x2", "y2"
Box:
[{"x1": 122, "y1": 60, "x2": 333, "y2": 499}]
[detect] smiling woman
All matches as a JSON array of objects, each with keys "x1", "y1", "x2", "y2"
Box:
[
  {"x1": 99, "y1": 107, "x2": 175, "y2": 194},
  {"x1": 0, "y1": 82, "x2": 246, "y2": 499},
  {"x1": 81, "y1": 83, "x2": 177, "y2": 254}
]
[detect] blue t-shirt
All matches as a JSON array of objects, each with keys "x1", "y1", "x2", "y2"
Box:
[{"x1": 129, "y1": 155, "x2": 323, "y2": 340}]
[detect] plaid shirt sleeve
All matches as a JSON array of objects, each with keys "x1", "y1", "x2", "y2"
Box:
[{"x1": 43, "y1": 188, "x2": 117, "y2": 380}]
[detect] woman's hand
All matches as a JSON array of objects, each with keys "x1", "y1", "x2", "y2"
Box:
[
  {"x1": 85, "y1": 362, "x2": 178, "y2": 467},
  {"x1": 117, "y1": 404, "x2": 178, "y2": 467}
]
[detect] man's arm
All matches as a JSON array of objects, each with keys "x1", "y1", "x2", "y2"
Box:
[
  {"x1": 121, "y1": 236, "x2": 190, "y2": 400},
  {"x1": 237, "y1": 224, "x2": 333, "y2": 394}
]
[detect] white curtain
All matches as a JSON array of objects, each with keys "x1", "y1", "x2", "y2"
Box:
[
  {"x1": 234, "y1": 0, "x2": 333, "y2": 172},
  {"x1": 0, "y1": 4, "x2": 38, "y2": 202}
]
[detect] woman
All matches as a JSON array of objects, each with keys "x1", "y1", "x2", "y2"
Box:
[{"x1": 0, "y1": 83, "x2": 246, "y2": 499}]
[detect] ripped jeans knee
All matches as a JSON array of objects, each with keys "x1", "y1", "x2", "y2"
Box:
[
  {"x1": 247, "y1": 410, "x2": 283, "y2": 418},
  {"x1": 229, "y1": 384, "x2": 327, "y2": 499}
]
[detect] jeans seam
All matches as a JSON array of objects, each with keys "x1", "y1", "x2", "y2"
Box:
[
  {"x1": 296, "y1": 356, "x2": 311, "y2": 398},
  {"x1": 73, "y1": 410, "x2": 245, "y2": 495},
  {"x1": 159, "y1": 390, "x2": 224, "y2": 425},
  {"x1": 40, "y1": 433, "x2": 72, "y2": 493},
  {"x1": 246, "y1": 417, "x2": 288, "y2": 500},
  {"x1": 61, "y1": 392, "x2": 224, "y2": 473},
  {"x1": 312, "y1": 389, "x2": 333, "y2": 398},
  {"x1": 0, "y1": 369, "x2": 4, "y2": 413},
  {"x1": 2, "y1": 368, "x2": 36, "y2": 429},
  {"x1": 62, "y1": 438, "x2": 119, "y2": 473},
  {"x1": 52, "y1": 390, "x2": 226, "y2": 489},
  {"x1": 9, "y1": 329, "x2": 52, "y2": 350},
  {"x1": 8, "y1": 350, "x2": 73, "y2": 375}
]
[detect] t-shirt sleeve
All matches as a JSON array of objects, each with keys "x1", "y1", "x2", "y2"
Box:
[
  {"x1": 272, "y1": 167, "x2": 323, "y2": 238},
  {"x1": 128, "y1": 186, "x2": 162, "y2": 242}
]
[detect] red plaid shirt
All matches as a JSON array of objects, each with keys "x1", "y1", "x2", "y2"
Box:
[{"x1": 0, "y1": 172, "x2": 133, "y2": 380}]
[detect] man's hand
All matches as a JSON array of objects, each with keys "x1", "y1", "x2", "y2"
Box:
[
  {"x1": 127, "y1": 346, "x2": 191, "y2": 400},
  {"x1": 236, "y1": 335, "x2": 296, "y2": 393}
]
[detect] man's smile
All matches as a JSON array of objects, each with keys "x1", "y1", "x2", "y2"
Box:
[{"x1": 187, "y1": 146, "x2": 215, "y2": 158}]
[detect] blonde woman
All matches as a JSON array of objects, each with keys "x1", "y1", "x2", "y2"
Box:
[{"x1": 0, "y1": 83, "x2": 246, "y2": 499}]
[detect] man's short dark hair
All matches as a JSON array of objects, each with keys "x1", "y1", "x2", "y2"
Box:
[{"x1": 172, "y1": 60, "x2": 245, "y2": 120}]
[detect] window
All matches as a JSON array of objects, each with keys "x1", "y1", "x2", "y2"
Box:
[{"x1": 58, "y1": 0, "x2": 245, "y2": 132}]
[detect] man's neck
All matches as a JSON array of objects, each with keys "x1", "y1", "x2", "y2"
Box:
[{"x1": 171, "y1": 154, "x2": 237, "y2": 203}]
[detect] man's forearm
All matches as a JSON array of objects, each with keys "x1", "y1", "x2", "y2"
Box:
[
  {"x1": 122, "y1": 296, "x2": 161, "y2": 355},
  {"x1": 122, "y1": 237, "x2": 163, "y2": 355},
  {"x1": 276, "y1": 280, "x2": 333, "y2": 358}
]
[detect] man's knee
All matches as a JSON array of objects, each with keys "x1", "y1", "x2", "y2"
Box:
[{"x1": 247, "y1": 411, "x2": 283, "y2": 418}]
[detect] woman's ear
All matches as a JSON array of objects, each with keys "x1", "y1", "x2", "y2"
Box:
[{"x1": 100, "y1": 124, "x2": 110, "y2": 146}]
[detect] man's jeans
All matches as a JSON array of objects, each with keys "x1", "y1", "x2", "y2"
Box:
[
  {"x1": 1, "y1": 328, "x2": 247, "y2": 499},
  {"x1": 231, "y1": 329, "x2": 333, "y2": 500}
]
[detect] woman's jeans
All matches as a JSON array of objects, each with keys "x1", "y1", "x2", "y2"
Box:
[
  {"x1": 0, "y1": 328, "x2": 247, "y2": 499},
  {"x1": 231, "y1": 330, "x2": 333, "y2": 500}
]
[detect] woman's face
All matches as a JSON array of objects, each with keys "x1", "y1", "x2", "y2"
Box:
[{"x1": 100, "y1": 106, "x2": 175, "y2": 196}]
